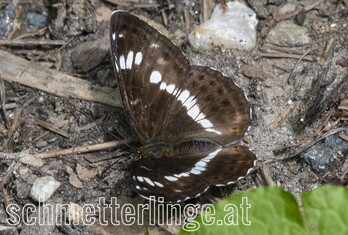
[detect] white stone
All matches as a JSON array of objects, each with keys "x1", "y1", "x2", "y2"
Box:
[
  {"x1": 189, "y1": 2, "x2": 258, "y2": 51},
  {"x1": 266, "y1": 21, "x2": 312, "y2": 47},
  {"x1": 30, "y1": 176, "x2": 61, "y2": 202}
]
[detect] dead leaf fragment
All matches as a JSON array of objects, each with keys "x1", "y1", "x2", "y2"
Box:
[{"x1": 66, "y1": 166, "x2": 84, "y2": 188}]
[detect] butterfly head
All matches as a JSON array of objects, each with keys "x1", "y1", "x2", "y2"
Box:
[{"x1": 139, "y1": 142, "x2": 172, "y2": 158}]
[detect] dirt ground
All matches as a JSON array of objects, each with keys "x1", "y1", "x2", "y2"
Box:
[{"x1": 0, "y1": 0, "x2": 347, "y2": 234}]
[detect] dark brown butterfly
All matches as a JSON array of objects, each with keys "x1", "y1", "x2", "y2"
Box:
[{"x1": 109, "y1": 11, "x2": 256, "y2": 202}]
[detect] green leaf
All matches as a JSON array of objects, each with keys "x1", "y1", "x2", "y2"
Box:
[
  {"x1": 302, "y1": 185, "x2": 348, "y2": 235},
  {"x1": 178, "y1": 186, "x2": 348, "y2": 235}
]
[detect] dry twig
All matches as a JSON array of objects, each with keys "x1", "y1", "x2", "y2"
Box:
[
  {"x1": 36, "y1": 140, "x2": 129, "y2": 159},
  {"x1": 0, "y1": 50, "x2": 121, "y2": 107}
]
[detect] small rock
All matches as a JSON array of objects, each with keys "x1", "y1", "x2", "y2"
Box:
[
  {"x1": 266, "y1": 20, "x2": 312, "y2": 47},
  {"x1": 71, "y1": 35, "x2": 109, "y2": 73},
  {"x1": 35, "y1": 140, "x2": 48, "y2": 148},
  {"x1": 27, "y1": 11, "x2": 48, "y2": 28},
  {"x1": 30, "y1": 176, "x2": 61, "y2": 202},
  {"x1": 0, "y1": 3, "x2": 15, "y2": 38},
  {"x1": 303, "y1": 130, "x2": 348, "y2": 173},
  {"x1": 0, "y1": 225, "x2": 18, "y2": 235},
  {"x1": 277, "y1": 3, "x2": 297, "y2": 15},
  {"x1": 189, "y1": 2, "x2": 258, "y2": 51}
]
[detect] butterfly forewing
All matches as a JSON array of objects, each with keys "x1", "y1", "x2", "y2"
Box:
[
  {"x1": 132, "y1": 146, "x2": 255, "y2": 202},
  {"x1": 110, "y1": 12, "x2": 250, "y2": 146},
  {"x1": 110, "y1": 11, "x2": 190, "y2": 143}
]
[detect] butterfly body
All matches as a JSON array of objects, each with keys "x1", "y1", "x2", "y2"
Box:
[{"x1": 110, "y1": 11, "x2": 256, "y2": 202}]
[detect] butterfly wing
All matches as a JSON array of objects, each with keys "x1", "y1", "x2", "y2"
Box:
[
  {"x1": 132, "y1": 146, "x2": 256, "y2": 202},
  {"x1": 110, "y1": 11, "x2": 250, "y2": 146},
  {"x1": 161, "y1": 65, "x2": 251, "y2": 145},
  {"x1": 110, "y1": 11, "x2": 190, "y2": 143}
]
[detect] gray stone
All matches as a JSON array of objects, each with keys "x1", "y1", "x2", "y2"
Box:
[
  {"x1": 189, "y1": 2, "x2": 258, "y2": 51},
  {"x1": 266, "y1": 20, "x2": 312, "y2": 47},
  {"x1": 30, "y1": 176, "x2": 61, "y2": 202},
  {"x1": 0, "y1": 225, "x2": 18, "y2": 235}
]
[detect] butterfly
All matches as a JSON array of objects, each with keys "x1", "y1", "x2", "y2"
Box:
[{"x1": 109, "y1": 10, "x2": 256, "y2": 202}]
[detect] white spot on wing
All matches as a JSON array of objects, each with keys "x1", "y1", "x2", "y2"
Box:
[
  {"x1": 166, "y1": 84, "x2": 176, "y2": 94},
  {"x1": 112, "y1": 32, "x2": 116, "y2": 41},
  {"x1": 135, "y1": 52, "x2": 143, "y2": 65},
  {"x1": 160, "y1": 82, "x2": 167, "y2": 90},
  {"x1": 165, "y1": 176, "x2": 178, "y2": 182},
  {"x1": 178, "y1": 90, "x2": 190, "y2": 103},
  {"x1": 189, "y1": 148, "x2": 221, "y2": 175},
  {"x1": 178, "y1": 89, "x2": 221, "y2": 135},
  {"x1": 150, "y1": 43, "x2": 160, "y2": 49},
  {"x1": 191, "y1": 169, "x2": 201, "y2": 175},
  {"x1": 150, "y1": 71, "x2": 162, "y2": 84},
  {"x1": 120, "y1": 55, "x2": 126, "y2": 69},
  {"x1": 187, "y1": 104, "x2": 200, "y2": 120},
  {"x1": 143, "y1": 177, "x2": 155, "y2": 186},
  {"x1": 126, "y1": 51, "x2": 134, "y2": 69},
  {"x1": 174, "y1": 172, "x2": 189, "y2": 178},
  {"x1": 154, "y1": 181, "x2": 164, "y2": 187},
  {"x1": 137, "y1": 176, "x2": 144, "y2": 182},
  {"x1": 196, "y1": 161, "x2": 207, "y2": 167}
]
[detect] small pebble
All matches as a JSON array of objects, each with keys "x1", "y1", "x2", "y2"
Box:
[
  {"x1": 189, "y1": 2, "x2": 258, "y2": 51},
  {"x1": 0, "y1": 225, "x2": 18, "y2": 235},
  {"x1": 0, "y1": 4, "x2": 15, "y2": 38},
  {"x1": 266, "y1": 20, "x2": 312, "y2": 47},
  {"x1": 27, "y1": 11, "x2": 48, "y2": 28},
  {"x1": 30, "y1": 176, "x2": 61, "y2": 202}
]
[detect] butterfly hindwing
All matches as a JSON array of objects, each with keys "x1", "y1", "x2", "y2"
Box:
[
  {"x1": 132, "y1": 146, "x2": 256, "y2": 202},
  {"x1": 162, "y1": 65, "x2": 251, "y2": 145}
]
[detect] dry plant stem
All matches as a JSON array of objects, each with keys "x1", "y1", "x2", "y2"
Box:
[
  {"x1": 0, "y1": 97, "x2": 35, "y2": 150},
  {"x1": 0, "y1": 39, "x2": 66, "y2": 47},
  {"x1": 202, "y1": 0, "x2": 214, "y2": 22},
  {"x1": 260, "y1": 165, "x2": 275, "y2": 186},
  {"x1": 2, "y1": 103, "x2": 17, "y2": 110},
  {"x1": 183, "y1": 6, "x2": 190, "y2": 31},
  {"x1": 161, "y1": 10, "x2": 168, "y2": 26},
  {"x1": 0, "y1": 77, "x2": 10, "y2": 129},
  {"x1": 339, "y1": 133, "x2": 348, "y2": 142},
  {"x1": 13, "y1": 27, "x2": 48, "y2": 40},
  {"x1": 289, "y1": 128, "x2": 348, "y2": 158},
  {"x1": 261, "y1": 43, "x2": 314, "y2": 55},
  {"x1": 269, "y1": 101, "x2": 298, "y2": 130},
  {"x1": 0, "y1": 161, "x2": 18, "y2": 188},
  {"x1": 259, "y1": 52, "x2": 315, "y2": 61},
  {"x1": 0, "y1": 50, "x2": 121, "y2": 107},
  {"x1": 1, "y1": 162, "x2": 20, "y2": 213},
  {"x1": 103, "y1": 0, "x2": 159, "y2": 8},
  {"x1": 36, "y1": 140, "x2": 129, "y2": 159},
  {"x1": 36, "y1": 119, "x2": 71, "y2": 139},
  {"x1": 313, "y1": 115, "x2": 331, "y2": 136},
  {"x1": 322, "y1": 38, "x2": 335, "y2": 60},
  {"x1": 274, "y1": 0, "x2": 325, "y2": 21},
  {"x1": 287, "y1": 47, "x2": 319, "y2": 84}
]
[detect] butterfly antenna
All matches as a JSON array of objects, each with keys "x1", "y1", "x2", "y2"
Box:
[{"x1": 98, "y1": 152, "x2": 127, "y2": 177}]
